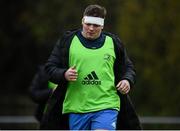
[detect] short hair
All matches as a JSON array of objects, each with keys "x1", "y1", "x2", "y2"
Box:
[{"x1": 83, "y1": 4, "x2": 107, "y2": 19}]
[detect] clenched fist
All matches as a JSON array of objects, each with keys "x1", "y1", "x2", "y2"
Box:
[
  {"x1": 64, "y1": 66, "x2": 78, "y2": 81},
  {"x1": 116, "y1": 79, "x2": 130, "y2": 94}
]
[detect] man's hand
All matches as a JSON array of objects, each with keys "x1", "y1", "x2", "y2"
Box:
[
  {"x1": 116, "y1": 79, "x2": 130, "y2": 94},
  {"x1": 64, "y1": 66, "x2": 78, "y2": 81}
]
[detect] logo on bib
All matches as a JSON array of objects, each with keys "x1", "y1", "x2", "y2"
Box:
[{"x1": 82, "y1": 71, "x2": 101, "y2": 85}]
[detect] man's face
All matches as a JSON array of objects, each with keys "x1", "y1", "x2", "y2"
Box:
[{"x1": 82, "y1": 18, "x2": 103, "y2": 40}]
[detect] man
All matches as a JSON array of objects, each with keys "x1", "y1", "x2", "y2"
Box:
[{"x1": 41, "y1": 4, "x2": 142, "y2": 130}]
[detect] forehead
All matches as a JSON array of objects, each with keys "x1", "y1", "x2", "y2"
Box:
[{"x1": 83, "y1": 16, "x2": 104, "y2": 26}]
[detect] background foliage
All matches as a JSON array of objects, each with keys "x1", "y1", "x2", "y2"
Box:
[{"x1": 0, "y1": 0, "x2": 180, "y2": 128}]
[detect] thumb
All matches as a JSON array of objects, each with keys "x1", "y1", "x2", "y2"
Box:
[{"x1": 71, "y1": 65, "x2": 76, "y2": 69}]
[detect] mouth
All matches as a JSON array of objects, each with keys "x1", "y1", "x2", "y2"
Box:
[{"x1": 87, "y1": 32, "x2": 94, "y2": 36}]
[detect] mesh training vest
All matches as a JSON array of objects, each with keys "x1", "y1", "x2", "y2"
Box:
[{"x1": 62, "y1": 35, "x2": 120, "y2": 113}]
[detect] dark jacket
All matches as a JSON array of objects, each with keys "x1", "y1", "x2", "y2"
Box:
[
  {"x1": 41, "y1": 29, "x2": 142, "y2": 130},
  {"x1": 29, "y1": 65, "x2": 53, "y2": 121}
]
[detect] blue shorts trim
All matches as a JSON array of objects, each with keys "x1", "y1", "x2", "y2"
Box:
[{"x1": 69, "y1": 109, "x2": 118, "y2": 130}]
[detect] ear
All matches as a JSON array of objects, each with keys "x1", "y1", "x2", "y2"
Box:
[
  {"x1": 101, "y1": 26, "x2": 104, "y2": 29},
  {"x1": 82, "y1": 17, "x2": 84, "y2": 25}
]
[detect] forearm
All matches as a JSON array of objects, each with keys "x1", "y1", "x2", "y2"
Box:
[
  {"x1": 45, "y1": 62, "x2": 67, "y2": 84},
  {"x1": 121, "y1": 49, "x2": 136, "y2": 88},
  {"x1": 45, "y1": 39, "x2": 68, "y2": 84}
]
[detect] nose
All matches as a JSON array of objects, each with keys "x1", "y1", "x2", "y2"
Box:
[{"x1": 89, "y1": 24, "x2": 95, "y2": 30}]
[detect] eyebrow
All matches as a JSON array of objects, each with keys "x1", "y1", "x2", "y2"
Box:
[{"x1": 85, "y1": 23, "x2": 101, "y2": 27}]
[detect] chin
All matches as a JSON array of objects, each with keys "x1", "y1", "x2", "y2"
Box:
[
  {"x1": 88, "y1": 37, "x2": 95, "y2": 40},
  {"x1": 86, "y1": 36, "x2": 93, "y2": 39}
]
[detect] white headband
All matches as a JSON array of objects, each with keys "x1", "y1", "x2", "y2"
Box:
[{"x1": 84, "y1": 16, "x2": 104, "y2": 26}]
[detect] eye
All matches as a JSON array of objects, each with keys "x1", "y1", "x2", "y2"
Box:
[
  {"x1": 85, "y1": 23, "x2": 100, "y2": 28},
  {"x1": 93, "y1": 24, "x2": 100, "y2": 27},
  {"x1": 86, "y1": 23, "x2": 91, "y2": 26}
]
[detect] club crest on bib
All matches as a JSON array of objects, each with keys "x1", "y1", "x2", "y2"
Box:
[{"x1": 104, "y1": 53, "x2": 111, "y2": 61}]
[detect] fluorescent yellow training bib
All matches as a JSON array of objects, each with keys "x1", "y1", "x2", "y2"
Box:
[{"x1": 62, "y1": 35, "x2": 120, "y2": 114}]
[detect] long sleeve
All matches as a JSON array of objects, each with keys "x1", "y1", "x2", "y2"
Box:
[
  {"x1": 45, "y1": 39, "x2": 68, "y2": 84},
  {"x1": 112, "y1": 34, "x2": 136, "y2": 88}
]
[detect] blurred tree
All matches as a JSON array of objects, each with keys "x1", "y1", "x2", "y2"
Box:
[
  {"x1": 116, "y1": 0, "x2": 180, "y2": 116},
  {"x1": 0, "y1": 0, "x2": 39, "y2": 93}
]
